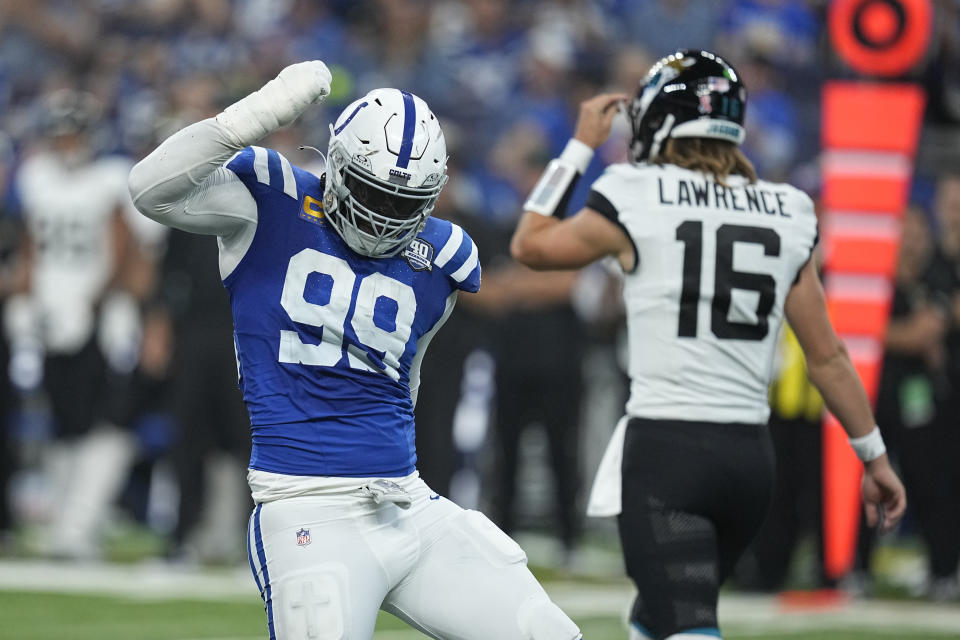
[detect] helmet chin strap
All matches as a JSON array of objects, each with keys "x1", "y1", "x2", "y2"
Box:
[{"x1": 647, "y1": 113, "x2": 675, "y2": 162}]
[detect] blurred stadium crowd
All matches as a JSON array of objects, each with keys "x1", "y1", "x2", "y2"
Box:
[{"x1": 2, "y1": 0, "x2": 960, "y2": 603}]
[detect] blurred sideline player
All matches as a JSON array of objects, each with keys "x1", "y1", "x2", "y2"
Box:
[
  {"x1": 158, "y1": 228, "x2": 252, "y2": 564},
  {"x1": 511, "y1": 50, "x2": 906, "y2": 640},
  {"x1": 6, "y1": 89, "x2": 165, "y2": 559},
  {"x1": 129, "y1": 61, "x2": 581, "y2": 639},
  {"x1": 737, "y1": 324, "x2": 826, "y2": 591},
  {"x1": 0, "y1": 133, "x2": 22, "y2": 547}
]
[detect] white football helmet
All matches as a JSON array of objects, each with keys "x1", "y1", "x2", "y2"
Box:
[{"x1": 324, "y1": 88, "x2": 448, "y2": 258}]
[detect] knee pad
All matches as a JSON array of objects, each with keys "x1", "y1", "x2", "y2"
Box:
[
  {"x1": 274, "y1": 564, "x2": 350, "y2": 640},
  {"x1": 517, "y1": 594, "x2": 582, "y2": 640}
]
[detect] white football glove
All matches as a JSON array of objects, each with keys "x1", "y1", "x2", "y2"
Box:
[{"x1": 217, "y1": 60, "x2": 332, "y2": 146}]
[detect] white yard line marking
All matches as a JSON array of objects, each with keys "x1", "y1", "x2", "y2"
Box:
[{"x1": 0, "y1": 559, "x2": 258, "y2": 601}]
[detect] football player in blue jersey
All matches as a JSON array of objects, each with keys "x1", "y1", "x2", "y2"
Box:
[{"x1": 129, "y1": 61, "x2": 581, "y2": 640}]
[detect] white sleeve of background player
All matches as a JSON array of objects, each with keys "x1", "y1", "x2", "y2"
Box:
[
  {"x1": 13, "y1": 156, "x2": 42, "y2": 224},
  {"x1": 586, "y1": 165, "x2": 640, "y2": 273},
  {"x1": 101, "y1": 156, "x2": 169, "y2": 249},
  {"x1": 799, "y1": 188, "x2": 819, "y2": 248},
  {"x1": 790, "y1": 187, "x2": 819, "y2": 278}
]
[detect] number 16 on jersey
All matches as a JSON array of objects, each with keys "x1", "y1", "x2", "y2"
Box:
[{"x1": 676, "y1": 221, "x2": 780, "y2": 341}]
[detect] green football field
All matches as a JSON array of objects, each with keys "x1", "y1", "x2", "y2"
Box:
[
  {"x1": 1, "y1": 557, "x2": 958, "y2": 639},
  {"x1": 1, "y1": 590, "x2": 959, "y2": 640}
]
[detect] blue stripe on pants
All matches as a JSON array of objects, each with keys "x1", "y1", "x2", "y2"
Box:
[
  {"x1": 253, "y1": 504, "x2": 275, "y2": 640},
  {"x1": 247, "y1": 511, "x2": 264, "y2": 598}
]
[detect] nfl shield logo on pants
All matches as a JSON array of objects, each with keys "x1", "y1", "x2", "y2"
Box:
[{"x1": 296, "y1": 528, "x2": 311, "y2": 547}]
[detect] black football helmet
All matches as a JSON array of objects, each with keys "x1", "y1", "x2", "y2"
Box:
[{"x1": 627, "y1": 49, "x2": 747, "y2": 162}]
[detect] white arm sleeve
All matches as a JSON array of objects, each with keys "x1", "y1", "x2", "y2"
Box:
[
  {"x1": 128, "y1": 118, "x2": 258, "y2": 278},
  {"x1": 128, "y1": 60, "x2": 332, "y2": 279},
  {"x1": 128, "y1": 117, "x2": 257, "y2": 235}
]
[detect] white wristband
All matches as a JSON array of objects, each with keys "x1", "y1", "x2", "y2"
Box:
[
  {"x1": 559, "y1": 138, "x2": 594, "y2": 173},
  {"x1": 523, "y1": 139, "x2": 595, "y2": 217},
  {"x1": 849, "y1": 426, "x2": 886, "y2": 462}
]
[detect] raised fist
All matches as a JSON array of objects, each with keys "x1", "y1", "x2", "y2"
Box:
[
  {"x1": 276, "y1": 60, "x2": 333, "y2": 107},
  {"x1": 218, "y1": 59, "x2": 333, "y2": 144}
]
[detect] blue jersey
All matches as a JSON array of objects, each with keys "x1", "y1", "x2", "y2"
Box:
[{"x1": 223, "y1": 146, "x2": 481, "y2": 477}]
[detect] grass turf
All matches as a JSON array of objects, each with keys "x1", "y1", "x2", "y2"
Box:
[{"x1": 1, "y1": 591, "x2": 958, "y2": 640}]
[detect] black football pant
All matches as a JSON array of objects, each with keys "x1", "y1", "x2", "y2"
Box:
[
  {"x1": 618, "y1": 417, "x2": 775, "y2": 639},
  {"x1": 170, "y1": 328, "x2": 250, "y2": 549},
  {"x1": 494, "y1": 368, "x2": 581, "y2": 551},
  {"x1": 735, "y1": 416, "x2": 826, "y2": 591}
]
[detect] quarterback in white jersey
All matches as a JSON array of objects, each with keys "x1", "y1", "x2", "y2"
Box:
[
  {"x1": 512, "y1": 50, "x2": 906, "y2": 640},
  {"x1": 597, "y1": 162, "x2": 817, "y2": 425},
  {"x1": 129, "y1": 61, "x2": 580, "y2": 640}
]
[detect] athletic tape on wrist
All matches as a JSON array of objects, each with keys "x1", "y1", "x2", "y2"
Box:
[
  {"x1": 523, "y1": 139, "x2": 594, "y2": 218},
  {"x1": 216, "y1": 90, "x2": 282, "y2": 146},
  {"x1": 849, "y1": 426, "x2": 886, "y2": 462},
  {"x1": 216, "y1": 72, "x2": 320, "y2": 146}
]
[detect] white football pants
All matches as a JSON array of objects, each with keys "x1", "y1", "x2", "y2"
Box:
[{"x1": 247, "y1": 476, "x2": 580, "y2": 640}]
